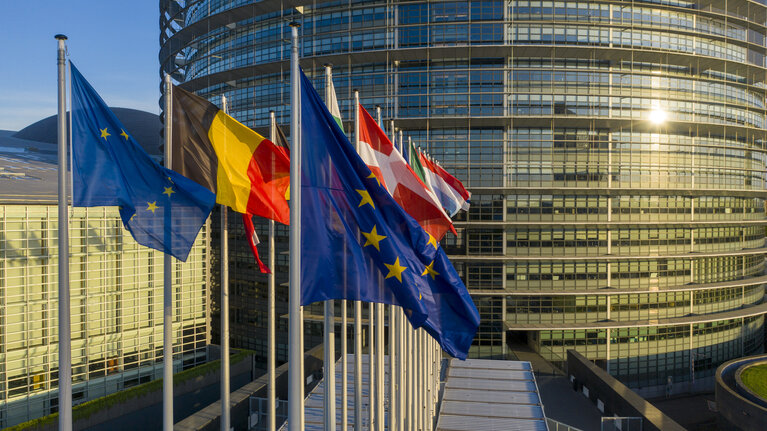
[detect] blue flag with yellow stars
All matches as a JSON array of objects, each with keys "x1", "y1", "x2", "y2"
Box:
[
  {"x1": 70, "y1": 62, "x2": 215, "y2": 261},
  {"x1": 300, "y1": 69, "x2": 480, "y2": 359}
]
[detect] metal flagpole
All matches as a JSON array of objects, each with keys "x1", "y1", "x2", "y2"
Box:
[
  {"x1": 389, "y1": 121, "x2": 398, "y2": 431},
  {"x1": 353, "y1": 90, "x2": 363, "y2": 431},
  {"x1": 288, "y1": 21, "x2": 304, "y2": 431},
  {"x1": 220, "y1": 95, "x2": 231, "y2": 431},
  {"x1": 398, "y1": 127, "x2": 405, "y2": 431},
  {"x1": 341, "y1": 301, "x2": 348, "y2": 431},
  {"x1": 375, "y1": 306, "x2": 384, "y2": 431},
  {"x1": 368, "y1": 302, "x2": 375, "y2": 429},
  {"x1": 427, "y1": 337, "x2": 431, "y2": 430},
  {"x1": 338, "y1": 73, "x2": 348, "y2": 431},
  {"x1": 268, "y1": 111, "x2": 278, "y2": 431},
  {"x1": 416, "y1": 330, "x2": 421, "y2": 431},
  {"x1": 427, "y1": 335, "x2": 432, "y2": 430},
  {"x1": 55, "y1": 34, "x2": 72, "y2": 431},
  {"x1": 388, "y1": 307, "x2": 395, "y2": 431},
  {"x1": 162, "y1": 73, "x2": 175, "y2": 431},
  {"x1": 300, "y1": 305, "x2": 305, "y2": 430},
  {"x1": 374, "y1": 107, "x2": 385, "y2": 431},
  {"x1": 397, "y1": 309, "x2": 404, "y2": 431},
  {"x1": 407, "y1": 322, "x2": 414, "y2": 431},
  {"x1": 323, "y1": 65, "x2": 337, "y2": 431}
]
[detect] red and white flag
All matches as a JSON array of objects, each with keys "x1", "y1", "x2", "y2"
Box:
[
  {"x1": 242, "y1": 213, "x2": 271, "y2": 274},
  {"x1": 357, "y1": 103, "x2": 456, "y2": 240}
]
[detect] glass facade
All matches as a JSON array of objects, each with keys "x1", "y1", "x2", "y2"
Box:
[
  {"x1": 0, "y1": 205, "x2": 209, "y2": 427},
  {"x1": 161, "y1": 0, "x2": 767, "y2": 393}
]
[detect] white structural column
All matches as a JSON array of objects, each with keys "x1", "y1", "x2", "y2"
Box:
[
  {"x1": 268, "y1": 111, "x2": 278, "y2": 431},
  {"x1": 287, "y1": 21, "x2": 304, "y2": 431},
  {"x1": 220, "y1": 95, "x2": 231, "y2": 431},
  {"x1": 55, "y1": 34, "x2": 72, "y2": 431},
  {"x1": 323, "y1": 65, "x2": 337, "y2": 431},
  {"x1": 353, "y1": 90, "x2": 363, "y2": 431},
  {"x1": 162, "y1": 73, "x2": 175, "y2": 431}
]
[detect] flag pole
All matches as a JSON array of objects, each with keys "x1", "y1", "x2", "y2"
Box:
[
  {"x1": 55, "y1": 33, "x2": 72, "y2": 431},
  {"x1": 368, "y1": 302, "x2": 375, "y2": 427},
  {"x1": 353, "y1": 89, "x2": 363, "y2": 431},
  {"x1": 323, "y1": 64, "x2": 337, "y2": 431},
  {"x1": 288, "y1": 21, "x2": 304, "y2": 431},
  {"x1": 397, "y1": 308, "x2": 409, "y2": 431},
  {"x1": 268, "y1": 111, "x2": 278, "y2": 431},
  {"x1": 374, "y1": 106, "x2": 385, "y2": 431},
  {"x1": 341, "y1": 301, "x2": 348, "y2": 431},
  {"x1": 407, "y1": 323, "x2": 414, "y2": 431},
  {"x1": 389, "y1": 120, "x2": 398, "y2": 431},
  {"x1": 367, "y1": 107, "x2": 376, "y2": 431},
  {"x1": 220, "y1": 95, "x2": 231, "y2": 431},
  {"x1": 162, "y1": 73, "x2": 175, "y2": 431}
]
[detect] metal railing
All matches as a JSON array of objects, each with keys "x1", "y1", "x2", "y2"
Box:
[
  {"x1": 601, "y1": 416, "x2": 643, "y2": 431},
  {"x1": 546, "y1": 417, "x2": 586, "y2": 431},
  {"x1": 249, "y1": 397, "x2": 288, "y2": 430}
]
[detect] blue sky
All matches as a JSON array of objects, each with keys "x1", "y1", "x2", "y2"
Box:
[{"x1": 0, "y1": 0, "x2": 159, "y2": 131}]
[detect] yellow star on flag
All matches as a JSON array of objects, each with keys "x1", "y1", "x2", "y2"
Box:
[
  {"x1": 146, "y1": 201, "x2": 158, "y2": 213},
  {"x1": 163, "y1": 186, "x2": 175, "y2": 197},
  {"x1": 120, "y1": 129, "x2": 130, "y2": 140},
  {"x1": 384, "y1": 257, "x2": 407, "y2": 282},
  {"x1": 361, "y1": 225, "x2": 387, "y2": 251},
  {"x1": 356, "y1": 189, "x2": 375, "y2": 209},
  {"x1": 421, "y1": 260, "x2": 439, "y2": 280},
  {"x1": 427, "y1": 233, "x2": 438, "y2": 249},
  {"x1": 99, "y1": 127, "x2": 111, "y2": 140},
  {"x1": 367, "y1": 172, "x2": 381, "y2": 186}
]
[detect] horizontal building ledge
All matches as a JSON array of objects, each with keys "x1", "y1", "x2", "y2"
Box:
[
  {"x1": 467, "y1": 187, "x2": 767, "y2": 198},
  {"x1": 469, "y1": 274, "x2": 767, "y2": 296},
  {"x1": 450, "y1": 245, "x2": 767, "y2": 261},
  {"x1": 454, "y1": 220, "x2": 767, "y2": 228},
  {"x1": 503, "y1": 301, "x2": 767, "y2": 330}
]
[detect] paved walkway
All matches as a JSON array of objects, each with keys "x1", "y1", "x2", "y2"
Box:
[
  {"x1": 650, "y1": 392, "x2": 719, "y2": 431},
  {"x1": 508, "y1": 343, "x2": 602, "y2": 431},
  {"x1": 536, "y1": 375, "x2": 603, "y2": 431}
]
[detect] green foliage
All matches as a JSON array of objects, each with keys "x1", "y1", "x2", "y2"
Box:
[
  {"x1": 741, "y1": 364, "x2": 767, "y2": 400},
  {"x1": 7, "y1": 351, "x2": 255, "y2": 431}
]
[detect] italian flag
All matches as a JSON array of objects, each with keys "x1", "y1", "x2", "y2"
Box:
[
  {"x1": 356, "y1": 103, "x2": 456, "y2": 240},
  {"x1": 327, "y1": 76, "x2": 344, "y2": 131}
]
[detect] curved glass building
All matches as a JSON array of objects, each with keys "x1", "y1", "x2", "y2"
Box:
[{"x1": 161, "y1": 0, "x2": 767, "y2": 395}]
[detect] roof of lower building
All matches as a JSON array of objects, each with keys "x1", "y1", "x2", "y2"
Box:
[{"x1": 0, "y1": 108, "x2": 160, "y2": 204}]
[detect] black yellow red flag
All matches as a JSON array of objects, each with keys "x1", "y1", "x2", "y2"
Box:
[{"x1": 170, "y1": 86, "x2": 290, "y2": 225}]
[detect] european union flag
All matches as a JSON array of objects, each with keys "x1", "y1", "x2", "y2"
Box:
[
  {"x1": 300, "y1": 70, "x2": 480, "y2": 358},
  {"x1": 70, "y1": 62, "x2": 215, "y2": 261}
]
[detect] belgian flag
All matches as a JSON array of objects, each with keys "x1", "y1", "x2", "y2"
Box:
[{"x1": 170, "y1": 85, "x2": 290, "y2": 225}]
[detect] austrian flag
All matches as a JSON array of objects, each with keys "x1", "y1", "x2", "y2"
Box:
[{"x1": 356, "y1": 104, "x2": 456, "y2": 241}]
